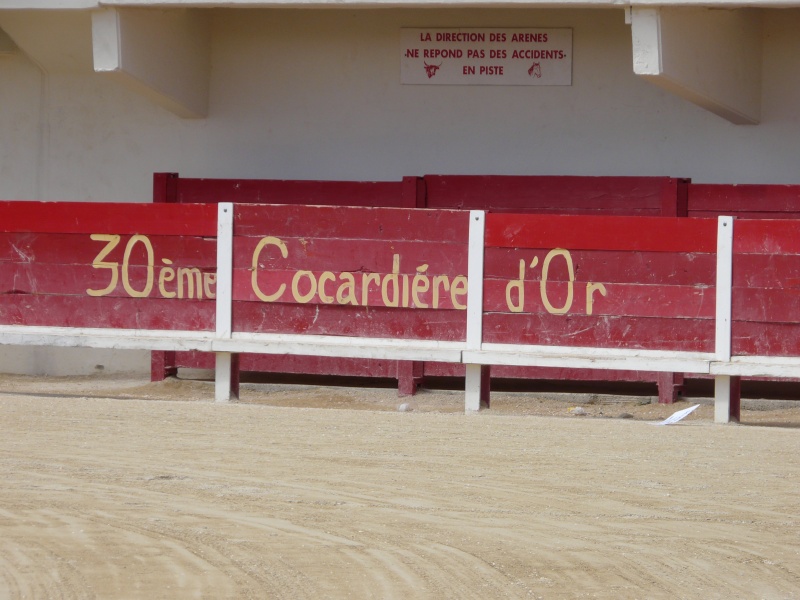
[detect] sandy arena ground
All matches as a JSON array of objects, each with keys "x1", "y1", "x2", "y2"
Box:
[{"x1": 1, "y1": 373, "x2": 799, "y2": 599}]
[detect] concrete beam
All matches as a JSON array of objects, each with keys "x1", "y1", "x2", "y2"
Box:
[
  {"x1": 0, "y1": 26, "x2": 16, "y2": 56},
  {"x1": 92, "y1": 7, "x2": 210, "y2": 118},
  {"x1": 631, "y1": 7, "x2": 762, "y2": 125},
  {"x1": 0, "y1": 11, "x2": 94, "y2": 72}
]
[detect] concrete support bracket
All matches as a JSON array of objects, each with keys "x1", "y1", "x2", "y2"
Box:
[
  {"x1": 92, "y1": 7, "x2": 210, "y2": 118},
  {"x1": 630, "y1": 7, "x2": 762, "y2": 125}
]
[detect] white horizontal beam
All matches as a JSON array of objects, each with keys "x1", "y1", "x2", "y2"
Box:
[
  {"x1": 216, "y1": 333, "x2": 465, "y2": 362},
  {"x1": 711, "y1": 357, "x2": 800, "y2": 378},
  {"x1": 0, "y1": 325, "x2": 214, "y2": 351},
  {"x1": 92, "y1": 7, "x2": 210, "y2": 118},
  {"x1": 464, "y1": 344, "x2": 713, "y2": 374}
]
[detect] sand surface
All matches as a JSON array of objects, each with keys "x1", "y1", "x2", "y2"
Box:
[{"x1": 1, "y1": 374, "x2": 799, "y2": 599}]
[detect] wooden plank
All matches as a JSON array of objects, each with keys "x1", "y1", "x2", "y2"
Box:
[
  {"x1": 483, "y1": 280, "x2": 715, "y2": 319},
  {"x1": 689, "y1": 184, "x2": 800, "y2": 213},
  {"x1": 732, "y1": 322, "x2": 800, "y2": 356},
  {"x1": 0, "y1": 295, "x2": 215, "y2": 330},
  {"x1": 483, "y1": 312, "x2": 714, "y2": 352},
  {"x1": 234, "y1": 268, "x2": 467, "y2": 310},
  {"x1": 176, "y1": 178, "x2": 408, "y2": 207},
  {"x1": 0, "y1": 202, "x2": 217, "y2": 236},
  {"x1": 234, "y1": 204, "x2": 469, "y2": 241},
  {"x1": 424, "y1": 175, "x2": 677, "y2": 212},
  {"x1": 171, "y1": 350, "x2": 399, "y2": 377},
  {"x1": 732, "y1": 287, "x2": 800, "y2": 323},
  {"x1": 734, "y1": 220, "x2": 800, "y2": 254},
  {"x1": 485, "y1": 214, "x2": 717, "y2": 253},
  {"x1": 733, "y1": 254, "x2": 800, "y2": 289},
  {"x1": 235, "y1": 237, "x2": 468, "y2": 274},
  {"x1": 0, "y1": 262, "x2": 216, "y2": 299},
  {"x1": 232, "y1": 302, "x2": 466, "y2": 341},
  {"x1": 484, "y1": 248, "x2": 716, "y2": 285},
  {"x1": 0, "y1": 233, "x2": 216, "y2": 266}
]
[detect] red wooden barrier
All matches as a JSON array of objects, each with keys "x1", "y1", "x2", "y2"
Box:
[
  {"x1": 0, "y1": 201, "x2": 217, "y2": 332},
  {"x1": 152, "y1": 173, "x2": 427, "y2": 391},
  {"x1": 482, "y1": 214, "x2": 717, "y2": 351},
  {"x1": 152, "y1": 173, "x2": 692, "y2": 401},
  {"x1": 425, "y1": 175, "x2": 690, "y2": 402}
]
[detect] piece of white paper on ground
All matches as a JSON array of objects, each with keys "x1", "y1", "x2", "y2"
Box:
[{"x1": 649, "y1": 404, "x2": 701, "y2": 426}]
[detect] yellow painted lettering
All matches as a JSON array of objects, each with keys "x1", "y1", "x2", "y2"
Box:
[
  {"x1": 586, "y1": 282, "x2": 607, "y2": 315},
  {"x1": 251, "y1": 236, "x2": 287, "y2": 302},
  {"x1": 540, "y1": 249, "x2": 574, "y2": 315},
  {"x1": 86, "y1": 233, "x2": 121, "y2": 297},
  {"x1": 122, "y1": 235, "x2": 154, "y2": 298}
]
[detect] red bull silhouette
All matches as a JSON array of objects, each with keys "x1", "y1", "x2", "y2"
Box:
[{"x1": 424, "y1": 62, "x2": 442, "y2": 78}]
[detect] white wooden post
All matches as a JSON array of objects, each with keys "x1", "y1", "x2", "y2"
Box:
[
  {"x1": 465, "y1": 211, "x2": 487, "y2": 413},
  {"x1": 215, "y1": 203, "x2": 237, "y2": 402},
  {"x1": 714, "y1": 216, "x2": 735, "y2": 423}
]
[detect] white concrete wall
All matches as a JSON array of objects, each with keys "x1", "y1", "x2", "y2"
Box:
[{"x1": 0, "y1": 7, "x2": 798, "y2": 375}]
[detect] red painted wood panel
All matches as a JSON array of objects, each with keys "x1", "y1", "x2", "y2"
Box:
[
  {"x1": 0, "y1": 295, "x2": 214, "y2": 330},
  {"x1": 233, "y1": 302, "x2": 466, "y2": 341},
  {"x1": 173, "y1": 178, "x2": 414, "y2": 207},
  {"x1": 172, "y1": 350, "x2": 399, "y2": 377},
  {"x1": 733, "y1": 254, "x2": 800, "y2": 289},
  {"x1": 234, "y1": 270, "x2": 466, "y2": 310},
  {"x1": 483, "y1": 313, "x2": 714, "y2": 352},
  {"x1": 483, "y1": 280, "x2": 714, "y2": 319},
  {"x1": 234, "y1": 205, "x2": 469, "y2": 241},
  {"x1": 0, "y1": 202, "x2": 217, "y2": 236},
  {"x1": 485, "y1": 214, "x2": 717, "y2": 253},
  {"x1": 734, "y1": 220, "x2": 800, "y2": 254},
  {"x1": 0, "y1": 233, "x2": 216, "y2": 267},
  {"x1": 689, "y1": 184, "x2": 800, "y2": 215},
  {"x1": 0, "y1": 262, "x2": 216, "y2": 299},
  {"x1": 732, "y1": 322, "x2": 800, "y2": 357},
  {"x1": 424, "y1": 175, "x2": 679, "y2": 213},
  {"x1": 484, "y1": 248, "x2": 716, "y2": 285}
]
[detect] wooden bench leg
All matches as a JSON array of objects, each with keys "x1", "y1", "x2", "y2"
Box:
[
  {"x1": 151, "y1": 351, "x2": 177, "y2": 381},
  {"x1": 465, "y1": 364, "x2": 491, "y2": 412},
  {"x1": 657, "y1": 371, "x2": 684, "y2": 404},
  {"x1": 215, "y1": 352, "x2": 240, "y2": 403},
  {"x1": 397, "y1": 360, "x2": 424, "y2": 397},
  {"x1": 714, "y1": 375, "x2": 741, "y2": 423}
]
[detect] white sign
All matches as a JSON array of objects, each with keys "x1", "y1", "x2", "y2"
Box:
[{"x1": 401, "y1": 28, "x2": 572, "y2": 86}]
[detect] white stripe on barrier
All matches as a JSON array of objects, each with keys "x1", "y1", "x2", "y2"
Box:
[
  {"x1": 0, "y1": 325, "x2": 214, "y2": 352},
  {"x1": 463, "y1": 345, "x2": 713, "y2": 374},
  {"x1": 215, "y1": 333, "x2": 465, "y2": 363}
]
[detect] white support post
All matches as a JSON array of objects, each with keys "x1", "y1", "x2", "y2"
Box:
[
  {"x1": 714, "y1": 216, "x2": 734, "y2": 423},
  {"x1": 215, "y1": 203, "x2": 237, "y2": 403},
  {"x1": 465, "y1": 211, "x2": 487, "y2": 413},
  {"x1": 715, "y1": 375, "x2": 733, "y2": 424}
]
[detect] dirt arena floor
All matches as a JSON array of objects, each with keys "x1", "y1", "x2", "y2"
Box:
[{"x1": 1, "y1": 373, "x2": 799, "y2": 599}]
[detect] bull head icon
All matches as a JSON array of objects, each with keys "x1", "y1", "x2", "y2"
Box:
[
  {"x1": 528, "y1": 62, "x2": 542, "y2": 78},
  {"x1": 423, "y1": 62, "x2": 442, "y2": 78}
]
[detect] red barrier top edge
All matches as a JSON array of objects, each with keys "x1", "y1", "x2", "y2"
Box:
[
  {"x1": 485, "y1": 214, "x2": 718, "y2": 253},
  {"x1": 0, "y1": 202, "x2": 218, "y2": 237}
]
